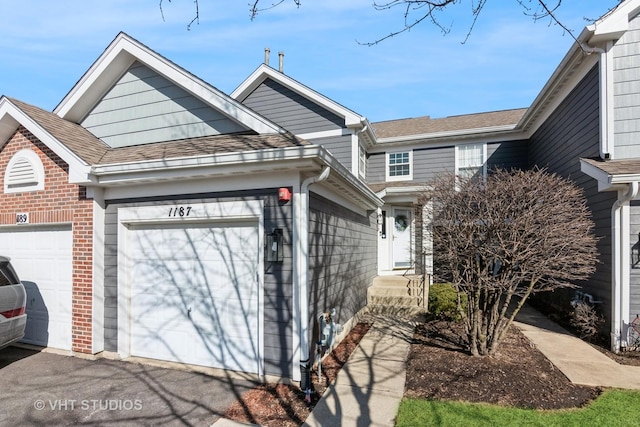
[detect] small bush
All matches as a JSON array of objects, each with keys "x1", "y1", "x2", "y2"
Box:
[
  {"x1": 429, "y1": 283, "x2": 465, "y2": 320},
  {"x1": 570, "y1": 301, "x2": 603, "y2": 341}
]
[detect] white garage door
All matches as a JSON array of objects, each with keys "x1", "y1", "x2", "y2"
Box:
[
  {"x1": 127, "y1": 221, "x2": 261, "y2": 374},
  {"x1": 0, "y1": 224, "x2": 73, "y2": 350}
]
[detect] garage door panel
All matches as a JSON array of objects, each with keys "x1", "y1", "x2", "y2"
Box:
[
  {"x1": 0, "y1": 226, "x2": 72, "y2": 350},
  {"x1": 127, "y1": 220, "x2": 260, "y2": 373}
]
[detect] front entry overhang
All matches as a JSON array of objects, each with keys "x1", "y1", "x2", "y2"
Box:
[{"x1": 581, "y1": 157, "x2": 640, "y2": 352}]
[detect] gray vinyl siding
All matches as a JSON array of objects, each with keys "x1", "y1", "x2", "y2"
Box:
[
  {"x1": 309, "y1": 134, "x2": 352, "y2": 170},
  {"x1": 365, "y1": 140, "x2": 526, "y2": 185},
  {"x1": 82, "y1": 61, "x2": 247, "y2": 148},
  {"x1": 630, "y1": 202, "x2": 640, "y2": 320},
  {"x1": 614, "y1": 15, "x2": 640, "y2": 158},
  {"x1": 528, "y1": 64, "x2": 617, "y2": 323},
  {"x1": 103, "y1": 189, "x2": 294, "y2": 378},
  {"x1": 486, "y1": 140, "x2": 528, "y2": 171},
  {"x1": 413, "y1": 146, "x2": 455, "y2": 182},
  {"x1": 241, "y1": 78, "x2": 344, "y2": 134},
  {"x1": 366, "y1": 152, "x2": 386, "y2": 183},
  {"x1": 366, "y1": 146, "x2": 454, "y2": 184},
  {"x1": 307, "y1": 192, "x2": 377, "y2": 357}
]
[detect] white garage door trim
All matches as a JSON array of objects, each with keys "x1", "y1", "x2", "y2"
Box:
[
  {"x1": 0, "y1": 223, "x2": 73, "y2": 350},
  {"x1": 117, "y1": 200, "x2": 264, "y2": 377}
]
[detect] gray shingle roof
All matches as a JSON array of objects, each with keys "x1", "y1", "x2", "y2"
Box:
[
  {"x1": 372, "y1": 108, "x2": 527, "y2": 139},
  {"x1": 10, "y1": 98, "x2": 308, "y2": 166},
  {"x1": 581, "y1": 157, "x2": 640, "y2": 176},
  {"x1": 100, "y1": 133, "x2": 308, "y2": 165},
  {"x1": 11, "y1": 98, "x2": 110, "y2": 164}
]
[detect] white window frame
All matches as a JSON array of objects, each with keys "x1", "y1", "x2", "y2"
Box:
[
  {"x1": 4, "y1": 149, "x2": 45, "y2": 193},
  {"x1": 386, "y1": 150, "x2": 413, "y2": 182},
  {"x1": 455, "y1": 143, "x2": 487, "y2": 179},
  {"x1": 358, "y1": 144, "x2": 367, "y2": 180}
]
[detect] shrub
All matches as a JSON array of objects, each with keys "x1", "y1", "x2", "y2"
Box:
[
  {"x1": 429, "y1": 283, "x2": 465, "y2": 320},
  {"x1": 570, "y1": 301, "x2": 603, "y2": 341}
]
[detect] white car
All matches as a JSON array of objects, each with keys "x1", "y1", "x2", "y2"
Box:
[{"x1": 0, "y1": 256, "x2": 26, "y2": 350}]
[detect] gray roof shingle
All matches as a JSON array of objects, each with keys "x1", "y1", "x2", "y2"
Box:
[
  {"x1": 10, "y1": 98, "x2": 309, "y2": 167},
  {"x1": 372, "y1": 108, "x2": 527, "y2": 139}
]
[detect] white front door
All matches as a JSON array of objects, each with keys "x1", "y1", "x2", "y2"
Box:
[
  {"x1": 126, "y1": 221, "x2": 261, "y2": 374},
  {"x1": 392, "y1": 208, "x2": 412, "y2": 269},
  {"x1": 0, "y1": 224, "x2": 73, "y2": 350}
]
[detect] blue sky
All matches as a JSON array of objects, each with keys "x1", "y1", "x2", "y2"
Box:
[{"x1": 0, "y1": 0, "x2": 620, "y2": 123}]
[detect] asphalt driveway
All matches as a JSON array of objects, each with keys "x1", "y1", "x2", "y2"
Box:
[{"x1": 0, "y1": 346, "x2": 256, "y2": 426}]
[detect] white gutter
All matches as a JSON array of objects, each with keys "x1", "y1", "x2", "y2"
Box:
[
  {"x1": 294, "y1": 166, "x2": 330, "y2": 390},
  {"x1": 611, "y1": 181, "x2": 638, "y2": 352}
]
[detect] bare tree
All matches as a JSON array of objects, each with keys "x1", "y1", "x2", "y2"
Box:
[
  {"x1": 420, "y1": 169, "x2": 598, "y2": 356},
  {"x1": 161, "y1": 0, "x2": 618, "y2": 45},
  {"x1": 364, "y1": 0, "x2": 587, "y2": 45}
]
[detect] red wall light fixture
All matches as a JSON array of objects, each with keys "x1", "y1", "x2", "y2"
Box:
[{"x1": 278, "y1": 187, "x2": 292, "y2": 203}]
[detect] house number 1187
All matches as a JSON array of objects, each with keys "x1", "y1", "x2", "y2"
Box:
[{"x1": 168, "y1": 206, "x2": 192, "y2": 217}]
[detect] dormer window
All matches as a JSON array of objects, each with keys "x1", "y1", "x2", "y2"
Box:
[{"x1": 4, "y1": 149, "x2": 45, "y2": 193}]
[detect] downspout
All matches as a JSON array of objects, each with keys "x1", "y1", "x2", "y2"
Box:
[
  {"x1": 296, "y1": 166, "x2": 330, "y2": 391},
  {"x1": 583, "y1": 41, "x2": 615, "y2": 159},
  {"x1": 611, "y1": 181, "x2": 638, "y2": 352}
]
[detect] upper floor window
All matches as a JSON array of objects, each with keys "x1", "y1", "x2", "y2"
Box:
[
  {"x1": 359, "y1": 144, "x2": 367, "y2": 180},
  {"x1": 386, "y1": 151, "x2": 413, "y2": 181},
  {"x1": 456, "y1": 143, "x2": 486, "y2": 179},
  {"x1": 4, "y1": 149, "x2": 45, "y2": 194}
]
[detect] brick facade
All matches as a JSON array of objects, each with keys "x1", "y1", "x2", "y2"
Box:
[{"x1": 0, "y1": 126, "x2": 94, "y2": 353}]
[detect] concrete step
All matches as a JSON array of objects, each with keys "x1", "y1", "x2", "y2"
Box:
[
  {"x1": 367, "y1": 294, "x2": 418, "y2": 306},
  {"x1": 372, "y1": 276, "x2": 411, "y2": 287},
  {"x1": 367, "y1": 285, "x2": 411, "y2": 298},
  {"x1": 367, "y1": 275, "x2": 428, "y2": 310}
]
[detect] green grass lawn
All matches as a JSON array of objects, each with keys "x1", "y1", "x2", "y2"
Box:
[{"x1": 396, "y1": 389, "x2": 640, "y2": 427}]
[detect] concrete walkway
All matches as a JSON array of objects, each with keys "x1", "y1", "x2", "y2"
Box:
[
  {"x1": 514, "y1": 304, "x2": 640, "y2": 390},
  {"x1": 214, "y1": 304, "x2": 640, "y2": 427},
  {"x1": 302, "y1": 314, "x2": 416, "y2": 427}
]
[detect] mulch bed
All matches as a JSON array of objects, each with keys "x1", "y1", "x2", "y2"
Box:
[
  {"x1": 222, "y1": 315, "x2": 640, "y2": 426},
  {"x1": 222, "y1": 322, "x2": 371, "y2": 427},
  {"x1": 404, "y1": 319, "x2": 601, "y2": 409}
]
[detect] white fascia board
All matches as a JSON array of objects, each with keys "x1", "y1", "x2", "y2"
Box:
[
  {"x1": 588, "y1": 0, "x2": 640, "y2": 44},
  {"x1": 91, "y1": 146, "x2": 324, "y2": 184},
  {"x1": 314, "y1": 147, "x2": 384, "y2": 209},
  {"x1": 55, "y1": 33, "x2": 282, "y2": 134},
  {"x1": 375, "y1": 125, "x2": 521, "y2": 145},
  {"x1": 0, "y1": 98, "x2": 92, "y2": 184},
  {"x1": 376, "y1": 185, "x2": 427, "y2": 199},
  {"x1": 580, "y1": 159, "x2": 640, "y2": 191},
  {"x1": 517, "y1": 0, "x2": 639, "y2": 137},
  {"x1": 232, "y1": 64, "x2": 366, "y2": 128},
  {"x1": 518, "y1": 39, "x2": 599, "y2": 136},
  {"x1": 92, "y1": 143, "x2": 382, "y2": 211}
]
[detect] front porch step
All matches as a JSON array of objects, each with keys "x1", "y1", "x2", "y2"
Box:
[{"x1": 367, "y1": 275, "x2": 429, "y2": 311}]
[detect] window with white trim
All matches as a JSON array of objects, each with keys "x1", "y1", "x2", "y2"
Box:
[
  {"x1": 358, "y1": 144, "x2": 367, "y2": 179},
  {"x1": 456, "y1": 143, "x2": 486, "y2": 179},
  {"x1": 4, "y1": 149, "x2": 45, "y2": 193},
  {"x1": 386, "y1": 151, "x2": 413, "y2": 181}
]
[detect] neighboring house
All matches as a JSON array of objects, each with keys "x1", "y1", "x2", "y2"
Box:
[
  {"x1": 2, "y1": 0, "x2": 640, "y2": 384},
  {"x1": 367, "y1": 0, "x2": 640, "y2": 353}
]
